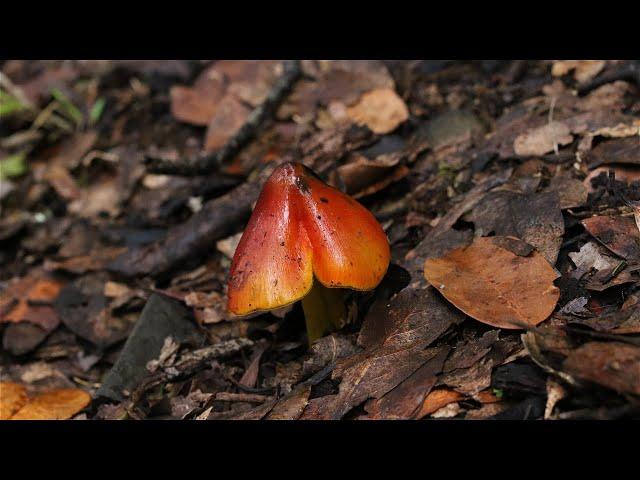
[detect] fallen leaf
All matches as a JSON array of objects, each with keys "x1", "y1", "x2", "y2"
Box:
[
  {"x1": 346, "y1": 89, "x2": 409, "y2": 134},
  {"x1": 328, "y1": 341, "x2": 439, "y2": 419},
  {"x1": 3, "y1": 322, "x2": 51, "y2": 356},
  {"x1": 265, "y1": 386, "x2": 312, "y2": 420},
  {"x1": 1, "y1": 277, "x2": 62, "y2": 348},
  {"x1": 333, "y1": 154, "x2": 409, "y2": 199},
  {"x1": 0, "y1": 382, "x2": 28, "y2": 419},
  {"x1": 545, "y1": 175, "x2": 588, "y2": 209},
  {"x1": 302, "y1": 334, "x2": 360, "y2": 377},
  {"x1": 551, "y1": 60, "x2": 606, "y2": 83},
  {"x1": 43, "y1": 164, "x2": 81, "y2": 201},
  {"x1": 586, "y1": 137, "x2": 640, "y2": 168},
  {"x1": 204, "y1": 95, "x2": 251, "y2": 152},
  {"x1": 563, "y1": 342, "x2": 640, "y2": 395},
  {"x1": 513, "y1": 121, "x2": 573, "y2": 156},
  {"x1": 10, "y1": 388, "x2": 91, "y2": 420},
  {"x1": 365, "y1": 346, "x2": 449, "y2": 419},
  {"x1": 414, "y1": 109, "x2": 486, "y2": 150},
  {"x1": 358, "y1": 286, "x2": 465, "y2": 350},
  {"x1": 582, "y1": 215, "x2": 640, "y2": 261},
  {"x1": 439, "y1": 357, "x2": 495, "y2": 396},
  {"x1": 299, "y1": 395, "x2": 338, "y2": 420},
  {"x1": 415, "y1": 388, "x2": 464, "y2": 419},
  {"x1": 53, "y1": 278, "x2": 137, "y2": 348},
  {"x1": 104, "y1": 281, "x2": 131, "y2": 298},
  {"x1": 239, "y1": 344, "x2": 267, "y2": 388},
  {"x1": 170, "y1": 69, "x2": 227, "y2": 126},
  {"x1": 403, "y1": 228, "x2": 474, "y2": 287},
  {"x1": 469, "y1": 190, "x2": 565, "y2": 265},
  {"x1": 423, "y1": 236, "x2": 560, "y2": 329}
]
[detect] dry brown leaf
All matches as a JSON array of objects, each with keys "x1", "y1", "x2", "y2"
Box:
[
  {"x1": 1, "y1": 277, "x2": 63, "y2": 333},
  {"x1": 423, "y1": 236, "x2": 560, "y2": 329},
  {"x1": 347, "y1": 89, "x2": 409, "y2": 134},
  {"x1": 204, "y1": 95, "x2": 251, "y2": 152},
  {"x1": 10, "y1": 388, "x2": 91, "y2": 420},
  {"x1": 104, "y1": 281, "x2": 131, "y2": 298},
  {"x1": 582, "y1": 215, "x2": 640, "y2": 261},
  {"x1": 333, "y1": 154, "x2": 409, "y2": 199},
  {"x1": 170, "y1": 68, "x2": 227, "y2": 126},
  {"x1": 563, "y1": 342, "x2": 640, "y2": 395},
  {"x1": 551, "y1": 60, "x2": 606, "y2": 83},
  {"x1": 415, "y1": 388, "x2": 464, "y2": 419},
  {"x1": 586, "y1": 137, "x2": 640, "y2": 168},
  {"x1": 513, "y1": 121, "x2": 573, "y2": 156},
  {"x1": 44, "y1": 165, "x2": 81, "y2": 201},
  {"x1": 0, "y1": 382, "x2": 28, "y2": 419}
]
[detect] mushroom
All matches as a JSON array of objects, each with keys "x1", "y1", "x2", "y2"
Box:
[{"x1": 227, "y1": 162, "x2": 390, "y2": 341}]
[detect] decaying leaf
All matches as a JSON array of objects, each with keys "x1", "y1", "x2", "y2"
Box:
[
  {"x1": 204, "y1": 95, "x2": 251, "y2": 152},
  {"x1": 328, "y1": 341, "x2": 439, "y2": 420},
  {"x1": 265, "y1": 386, "x2": 312, "y2": 420},
  {"x1": 582, "y1": 215, "x2": 640, "y2": 261},
  {"x1": 415, "y1": 388, "x2": 464, "y2": 419},
  {"x1": 10, "y1": 388, "x2": 91, "y2": 420},
  {"x1": 359, "y1": 286, "x2": 465, "y2": 350},
  {"x1": 170, "y1": 70, "x2": 227, "y2": 126},
  {"x1": 551, "y1": 60, "x2": 606, "y2": 83},
  {"x1": 586, "y1": 137, "x2": 640, "y2": 168},
  {"x1": 513, "y1": 121, "x2": 573, "y2": 157},
  {"x1": 423, "y1": 236, "x2": 560, "y2": 329},
  {"x1": 346, "y1": 89, "x2": 409, "y2": 134},
  {"x1": 364, "y1": 346, "x2": 449, "y2": 419},
  {"x1": 469, "y1": 190, "x2": 565, "y2": 265},
  {"x1": 0, "y1": 382, "x2": 29, "y2": 419},
  {"x1": 563, "y1": 342, "x2": 640, "y2": 395}
]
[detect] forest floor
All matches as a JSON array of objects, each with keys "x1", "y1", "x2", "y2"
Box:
[{"x1": 1, "y1": 60, "x2": 639, "y2": 420}]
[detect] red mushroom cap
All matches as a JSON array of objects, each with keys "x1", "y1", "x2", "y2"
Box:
[{"x1": 227, "y1": 162, "x2": 391, "y2": 315}]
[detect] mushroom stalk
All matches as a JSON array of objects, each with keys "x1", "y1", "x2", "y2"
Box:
[{"x1": 301, "y1": 281, "x2": 346, "y2": 342}]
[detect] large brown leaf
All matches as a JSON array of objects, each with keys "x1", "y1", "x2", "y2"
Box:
[{"x1": 423, "y1": 236, "x2": 560, "y2": 329}]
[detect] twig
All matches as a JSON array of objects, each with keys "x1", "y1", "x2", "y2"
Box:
[
  {"x1": 145, "y1": 60, "x2": 302, "y2": 176},
  {"x1": 215, "y1": 392, "x2": 272, "y2": 403},
  {"x1": 131, "y1": 337, "x2": 254, "y2": 404}
]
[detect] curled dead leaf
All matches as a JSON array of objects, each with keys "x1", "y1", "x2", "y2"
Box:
[{"x1": 423, "y1": 236, "x2": 560, "y2": 329}]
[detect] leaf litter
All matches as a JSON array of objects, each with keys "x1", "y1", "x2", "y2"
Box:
[{"x1": 2, "y1": 59, "x2": 640, "y2": 420}]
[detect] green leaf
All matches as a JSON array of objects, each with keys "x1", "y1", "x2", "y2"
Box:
[
  {"x1": 0, "y1": 89, "x2": 29, "y2": 117},
  {"x1": 51, "y1": 88, "x2": 83, "y2": 126},
  {"x1": 89, "y1": 97, "x2": 106, "y2": 125},
  {"x1": 0, "y1": 152, "x2": 28, "y2": 180}
]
